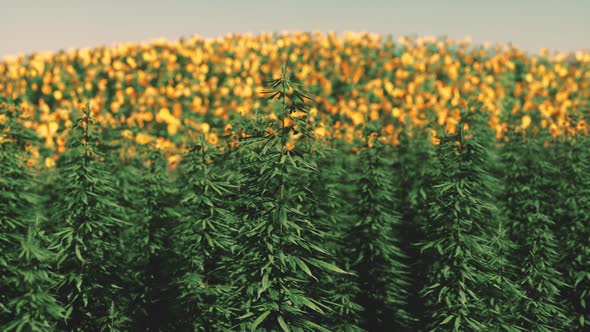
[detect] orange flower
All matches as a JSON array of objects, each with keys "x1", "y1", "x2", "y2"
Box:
[
  {"x1": 207, "y1": 132, "x2": 219, "y2": 145},
  {"x1": 224, "y1": 123, "x2": 233, "y2": 135},
  {"x1": 367, "y1": 132, "x2": 378, "y2": 148},
  {"x1": 285, "y1": 140, "x2": 296, "y2": 151},
  {"x1": 314, "y1": 126, "x2": 326, "y2": 139},
  {"x1": 167, "y1": 154, "x2": 181, "y2": 168}
]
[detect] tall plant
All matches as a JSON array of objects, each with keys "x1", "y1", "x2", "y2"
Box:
[
  {"x1": 227, "y1": 63, "x2": 348, "y2": 331},
  {"x1": 175, "y1": 135, "x2": 236, "y2": 330},
  {"x1": 548, "y1": 135, "x2": 590, "y2": 330},
  {"x1": 394, "y1": 127, "x2": 435, "y2": 330},
  {"x1": 307, "y1": 141, "x2": 363, "y2": 331},
  {"x1": 128, "y1": 147, "x2": 182, "y2": 331},
  {"x1": 51, "y1": 106, "x2": 128, "y2": 331},
  {"x1": 0, "y1": 103, "x2": 64, "y2": 331},
  {"x1": 420, "y1": 124, "x2": 514, "y2": 331},
  {"x1": 346, "y1": 124, "x2": 411, "y2": 330},
  {"x1": 500, "y1": 131, "x2": 570, "y2": 331}
]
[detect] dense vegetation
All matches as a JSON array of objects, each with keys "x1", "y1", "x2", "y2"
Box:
[{"x1": 1, "y1": 33, "x2": 589, "y2": 331}]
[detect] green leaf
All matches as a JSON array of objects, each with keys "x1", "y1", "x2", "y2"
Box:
[
  {"x1": 298, "y1": 295, "x2": 324, "y2": 314},
  {"x1": 440, "y1": 315, "x2": 453, "y2": 325},
  {"x1": 258, "y1": 273, "x2": 270, "y2": 298},
  {"x1": 305, "y1": 258, "x2": 350, "y2": 274},
  {"x1": 279, "y1": 206, "x2": 287, "y2": 225},
  {"x1": 262, "y1": 273, "x2": 269, "y2": 290},
  {"x1": 293, "y1": 257, "x2": 316, "y2": 280},
  {"x1": 454, "y1": 316, "x2": 461, "y2": 330},
  {"x1": 238, "y1": 312, "x2": 254, "y2": 320},
  {"x1": 277, "y1": 315, "x2": 290, "y2": 332},
  {"x1": 75, "y1": 244, "x2": 85, "y2": 263},
  {"x1": 251, "y1": 310, "x2": 271, "y2": 331}
]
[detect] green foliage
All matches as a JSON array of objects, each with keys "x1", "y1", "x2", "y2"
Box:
[
  {"x1": 226, "y1": 64, "x2": 347, "y2": 331},
  {"x1": 468, "y1": 107, "x2": 525, "y2": 332},
  {"x1": 1, "y1": 60, "x2": 589, "y2": 332},
  {"x1": 128, "y1": 147, "x2": 182, "y2": 331},
  {"x1": 548, "y1": 135, "x2": 590, "y2": 330},
  {"x1": 345, "y1": 125, "x2": 411, "y2": 330},
  {"x1": 105, "y1": 136, "x2": 186, "y2": 331},
  {"x1": 3, "y1": 223, "x2": 65, "y2": 332},
  {"x1": 420, "y1": 125, "x2": 515, "y2": 331},
  {"x1": 107, "y1": 133, "x2": 153, "y2": 329},
  {"x1": 0, "y1": 105, "x2": 64, "y2": 331},
  {"x1": 174, "y1": 135, "x2": 236, "y2": 330},
  {"x1": 394, "y1": 127, "x2": 436, "y2": 330},
  {"x1": 307, "y1": 142, "x2": 363, "y2": 331},
  {"x1": 500, "y1": 132, "x2": 571, "y2": 331},
  {"x1": 51, "y1": 106, "x2": 129, "y2": 331}
]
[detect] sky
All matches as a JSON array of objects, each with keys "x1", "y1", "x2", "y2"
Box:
[{"x1": 1, "y1": 0, "x2": 589, "y2": 58}]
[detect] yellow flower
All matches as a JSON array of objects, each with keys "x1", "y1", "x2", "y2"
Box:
[
  {"x1": 285, "y1": 140, "x2": 296, "y2": 151},
  {"x1": 201, "y1": 122, "x2": 211, "y2": 134},
  {"x1": 167, "y1": 123, "x2": 178, "y2": 135},
  {"x1": 521, "y1": 115, "x2": 532, "y2": 129},
  {"x1": 349, "y1": 112, "x2": 364, "y2": 126},
  {"x1": 143, "y1": 112, "x2": 154, "y2": 122},
  {"x1": 167, "y1": 154, "x2": 181, "y2": 168},
  {"x1": 44, "y1": 157, "x2": 56, "y2": 168},
  {"x1": 156, "y1": 107, "x2": 171, "y2": 123},
  {"x1": 27, "y1": 158, "x2": 36, "y2": 167},
  {"x1": 369, "y1": 110, "x2": 380, "y2": 121},
  {"x1": 36, "y1": 124, "x2": 48, "y2": 137},
  {"x1": 48, "y1": 121, "x2": 59, "y2": 135},
  {"x1": 224, "y1": 123, "x2": 233, "y2": 135},
  {"x1": 207, "y1": 132, "x2": 219, "y2": 145},
  {"x1": 41, "y1": 84, "x2": 52, "y2": 95},
  {"x1": 135, "y1": 133, "x2": 153, "y2": 144},
  {"x1": 121, "y1": 129, "x2": 133, "y2": 139},
  {"x1": 431, "y1": 130, "x2": 440, "y2": 145},
  {"x1": 314, "y1": 126, "x2": 326, "y2": 139},
  {"x1": 53, "y1": 90, "x2": 63, "y2": 100}
]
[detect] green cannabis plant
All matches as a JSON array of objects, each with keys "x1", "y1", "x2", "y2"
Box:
[
  {"x1": 227, "y1": 63, "x2": 348, "y2": 331},
  {"x1": 346, "y1": 124, "x2": 411, "y2": 331},
  {"x1": 0, "y1": 104, "x2": 64, "y2": 331},
  {"x1": 500, "y1": 131, "x2": 571, "y2": 331},
  {"x1": 51, "y1": 106, "x2": 129, "y2": 331},
  {"x1": 175, "y1": 135, "x2": 236, "y2": 330}
]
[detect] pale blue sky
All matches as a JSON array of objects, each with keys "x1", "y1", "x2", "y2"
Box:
[{"x1": 1, "y1": 0, "x2": 588, "y2": 57}]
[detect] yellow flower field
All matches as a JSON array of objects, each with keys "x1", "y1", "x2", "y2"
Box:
[{"x1": 1, "y1": 32, "x2": 589, "y2": 166}]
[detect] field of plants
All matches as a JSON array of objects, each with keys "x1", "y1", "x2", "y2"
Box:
[{"x1": 1, "y1": 32, "x2": 589, "y2": 331}]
